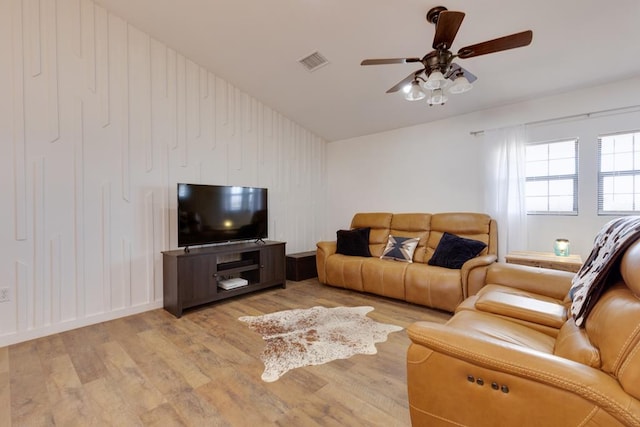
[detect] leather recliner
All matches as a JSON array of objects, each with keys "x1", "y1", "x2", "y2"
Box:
[{"x1": 406, "y1": 238, "x2": 640, "y2": 426}]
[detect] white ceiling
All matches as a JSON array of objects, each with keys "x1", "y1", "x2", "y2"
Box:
[{"x1": 95, "y1": 0, "x2": 640, "y2": 142}]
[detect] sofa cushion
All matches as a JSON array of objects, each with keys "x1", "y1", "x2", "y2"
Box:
[
  {"x1": 362, "y1": 258, "x2": 408, "y2": 300},
  {"x1": 585, "y1": 240, "x2": 640, "y2": 401},
  {"x1": 586, "y1": 282, "x2": 640, "y2": 392},
  {"x1": 389, "y1": 213, "x2": 431, "y2": 263},
  {"x1": 351, "y1": 213, "x2": 393, "y2": 257},
  {"x1": 426, "y1": 212, "x2": 493, "y2": 261},
  {"x1": 336, "y1": 227, "x2": 371, "y2": 257},
  {"x1": 380, "y1": 236, "x2": 420, "y2": 262},
  {"x1": 405, "y1": 263, "x2": 465, "y2": 312},
  {"x1": 554, "y1": 317, "x2": 601, "y2": 368},
  {"x1": 428, "y1": 232, "x2": 487, "y2": 269},
  {"x1": 446, "y1": 310, "x2": 556, "y2": 353},
  {"x1": 325, "y1": 255, "x2": 366, "y2": 291}
]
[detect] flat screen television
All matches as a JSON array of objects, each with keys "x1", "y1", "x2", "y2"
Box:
[{"x1": 177, "y1": 183, "x2": 268, "y2": 247}]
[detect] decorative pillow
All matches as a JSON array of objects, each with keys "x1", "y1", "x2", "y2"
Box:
[
  {"x1": 428, "y1": 232, "x2": 487, "y2": 269},
  {"x1": 336, "y1": 227, "x2": 372, "y2": 257},
  {"x1": 380, "y1": 235, "x2": 420, "y2": 263}
]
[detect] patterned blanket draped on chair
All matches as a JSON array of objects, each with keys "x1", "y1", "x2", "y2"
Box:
[{"x1": 570, "y1": 216, "x2": 640, "y2": 326}]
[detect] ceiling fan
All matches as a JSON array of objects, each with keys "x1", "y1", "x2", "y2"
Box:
[{"x1": 361, "y1": 6, "x2": 533, "y2": 105}]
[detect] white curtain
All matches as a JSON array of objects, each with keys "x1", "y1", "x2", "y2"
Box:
[{"x1": 483, "y1": 125, "x2": 528, "y2": 261}]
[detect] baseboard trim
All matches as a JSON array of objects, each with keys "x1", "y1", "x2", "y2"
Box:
[{"x1": 0, "y1": 301, "x2": 164, "y2": 348}]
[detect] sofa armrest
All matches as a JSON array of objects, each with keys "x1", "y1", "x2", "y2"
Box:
[
  {"x1": 474, "y1": 291, "x2": 567, "y2": 328},
  {"x1": 461, "y1": 254, "x2": 497, "y2": 298},
  {"x1": 316, "y1": 241, "x2": 337, "y2": 283},
  {"x1": 407, "y1": 321, "x2": 640, "y2": 426},
  {"x1": 485, "y1": 262, "x2": 574, "y2": 300}
]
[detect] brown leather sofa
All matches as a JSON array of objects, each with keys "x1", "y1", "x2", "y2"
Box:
[
  {"x1": 316, "y1": 212, "x2": 497, "y2": 312},
  {"x1": 406, "y1": 238, "x2": 640, "y2": 426}
]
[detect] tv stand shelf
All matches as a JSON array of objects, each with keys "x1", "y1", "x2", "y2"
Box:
[
  {"x1": 218, "y1": 263, "x2": 259, "y2": 275},
  {"x1": 162, "y1": 240, "x2": 286, "y2": 317},
  {"x1": 217, "y1": 259, "x2": 256, "y2": 272}
]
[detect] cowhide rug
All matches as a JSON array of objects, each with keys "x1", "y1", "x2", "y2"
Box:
[{"x1": 238, "y1": 305, "x2": 403, "y2": 382}]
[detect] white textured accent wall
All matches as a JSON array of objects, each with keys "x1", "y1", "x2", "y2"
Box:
[{"x1": 0, "y1": 0, "x2": 327, "y2": 346}]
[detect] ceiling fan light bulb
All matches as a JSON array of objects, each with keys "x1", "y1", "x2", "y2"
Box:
[
  {"x1": 427, "y1": 88, "x2": 448, "y2": 106},
  {"x1": 424, "y1": 70, "x2": 445, "y2": 89},
  {"x1": 449, "y1": 75, "x2": 473, "y2": 94},
  {"x1": 405, "y1": 81, "x2": 426, "y2": 101}
]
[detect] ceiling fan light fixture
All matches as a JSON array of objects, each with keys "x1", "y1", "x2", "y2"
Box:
[
  {"x1": 427, "y1": 88, "x2": 448, "y2": 106},
  {"x1": 424, "y1": 70, "x2": 445, "y2": 89},
  {"x1": 405, "y1": 81, "x2": 426, "y2": 101},
  {"x1": 449, "y1": 74, "x2": 473, "y2": 94},
  {"x1": 361, "y1": 7, "x2": 532, "y2": 107}
]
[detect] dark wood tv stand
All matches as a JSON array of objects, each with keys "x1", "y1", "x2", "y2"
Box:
[{"x1": 162, "y1": 240, "x2": 286, "y2": 317}]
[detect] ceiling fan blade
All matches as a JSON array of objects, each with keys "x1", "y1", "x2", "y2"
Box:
[
  {"x1": 446, "y1": 63, "x2": 477, "y2": 83},
  {"x1": 361, "y1": 58, "x2": 421, "y2": 66},
  {"x1": 386, "y1": 69, "x2": 424, "y2": 93},
  {"x1": 457, "y1": 30, "x2": 533, "y2": 59},
  {"x1": 432, "y1": 11, "x2": 465, "y2": 49}
]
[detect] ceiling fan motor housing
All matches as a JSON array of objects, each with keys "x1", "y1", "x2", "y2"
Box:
[
  {"x1": 426, "y1": 6, "x2": 448, "y2": 24},
  {"x1": 423, "y1": 50, "x2": 453, "y2": 75}
]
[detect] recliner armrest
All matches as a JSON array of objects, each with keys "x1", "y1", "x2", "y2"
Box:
[
  {"x1": 485, "y1": 262, "x2": 574, "y2": 300},
  {"x1": 475, "y1": 291, "x2": 567, "y2": 328},
  {"x1": 316, "y1": 241, "x2": 336, "y2": 256},
  {"x1": 407, "y1": 321, "x2": 640, "y2": 426},
  {"x1": 316, "y1": 241, "x2": 337, "y2": 283},
  {"x1": 461, "y1": 254, "x2": 497, "y2": 298}
]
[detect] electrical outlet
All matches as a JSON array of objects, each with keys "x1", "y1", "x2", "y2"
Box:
[{"x1": 0, "y1": 288, "x2": 9, "y2": 303}]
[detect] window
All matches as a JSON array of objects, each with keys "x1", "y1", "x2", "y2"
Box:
[
  {"x1": 598, "y1": 130, "x2": 640, "y2": 214},
  {"x1": 525, "y1": 139, "x2": 578, "y2": 215}
]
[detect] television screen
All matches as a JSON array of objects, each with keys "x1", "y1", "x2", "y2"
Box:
[{"x1": 177, "y1": 183, "x2": 268, "y2": 247}]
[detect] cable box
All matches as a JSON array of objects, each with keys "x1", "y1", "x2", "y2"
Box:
[{"x1": 218, "y1": 277, "x2": 249, "y2": 290}]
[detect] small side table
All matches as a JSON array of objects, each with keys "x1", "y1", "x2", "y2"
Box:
[
  {"x1": 505, "y1": 251, "x2": 583, "y2": 273},
  {"x1": 286, "y1": 251, "x2": 318, "y2": 281}
]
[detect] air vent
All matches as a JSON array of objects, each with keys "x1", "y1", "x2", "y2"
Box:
[{"x1": 298, "y1": 51, "x2": 329, "y2": 72}]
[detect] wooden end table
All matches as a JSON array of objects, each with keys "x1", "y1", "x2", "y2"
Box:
[
  {"x1": 505, "y1": 251, "x2": 583, "y2": 273},
  {"x1": 286, "y1": 251, "x2": 317, "y2": 281}
]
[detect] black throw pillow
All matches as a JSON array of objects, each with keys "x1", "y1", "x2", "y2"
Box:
[
  {"x1": 428, "y1": 232, "x2": 487, "y2": 269},
  {"x1": 336, "y1": 227, "x2": 372, "y2": 257}
]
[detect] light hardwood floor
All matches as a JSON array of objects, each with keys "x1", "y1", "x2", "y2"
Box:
[{"x1": 1, "y1": 279, "x2": 451, "y2": 426}]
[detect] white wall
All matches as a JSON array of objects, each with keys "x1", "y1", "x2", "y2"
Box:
[
  {"x1": 0, "y1": 0, "x2": 326, "y2": 347},
  {"x1": 327, "y1": 76, "x2": 640, "y2": 261},
  {"x1": 326, "y1": 119, "x2": 485, "y2": 233}
]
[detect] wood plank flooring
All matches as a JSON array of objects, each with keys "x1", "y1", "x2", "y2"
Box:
[{"x1": 1, "y1": 279, "x2": 451, "y2": 426}]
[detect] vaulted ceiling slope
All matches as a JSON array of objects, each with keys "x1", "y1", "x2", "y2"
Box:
[{"x1": 95, "y1": 0, "x2": 640, "y2": 142}]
